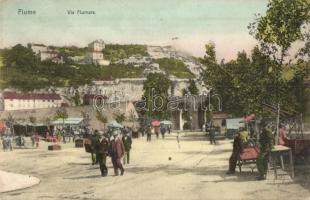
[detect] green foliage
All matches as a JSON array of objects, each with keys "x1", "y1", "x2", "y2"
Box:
[
  {"x1": 0, "y1": 44, "x2": 145, "y2": 90},
  {"x1": 72, "y1": 91, "x2": 81, "y2": 106},
  {"x1": 51, "y1": 46, "x2": 89, "y2": 57},
  {"x1": 96, "y1": 111, "x2": 108, "y2": 124},
  {"x1": 187, "y1": 79, "x2": 199, "y2": 95},
  {"x1": 155, "y1": 58, "x2": 195, "y2": 79},
  {"x1": 54, "y1": 108, "x2": 68, "y2": 122},
  {"x1": 102, "y1": 44, "x2": 149, "y2": 62},
  {"x1": 29, "y1": 116, "x2": 36, "y2": 124},
  {"x1": 100, "y1": 64, "x2": 144, "y2": 79},
  {"x1": 114, "y1": 112, "x2": 126, "y2": 124},
  {"x1": 142, "y1": 73, "x2": 171, "y2": 120},
  {"x1": 201, "y1": 44, "x2": 309, "y2": 118},
  {"x1": 249, "y1": 0, "x2": 310, "y2": 63}
]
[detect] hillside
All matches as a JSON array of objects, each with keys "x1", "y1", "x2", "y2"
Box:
[{"x1": 0, "y1": 43, "x2": 197, "y2": 91}]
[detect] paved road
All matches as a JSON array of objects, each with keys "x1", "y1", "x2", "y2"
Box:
[{"x1": 0, "y1": 132, "x2": 309, "y2": 200}]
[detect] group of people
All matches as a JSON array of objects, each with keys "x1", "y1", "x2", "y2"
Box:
[
  {"x1": 226, "y1": 122, "x2": 288, "y2": 180},
  {"x1": 143, "y1": 125, "x2": 171, "y2": 142},
  {"x1": 85, "y1": 129, "x2": 132, "y2": 177}
]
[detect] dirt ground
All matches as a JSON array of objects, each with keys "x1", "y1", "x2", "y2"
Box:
[{"x1": 0, "y1": 132, "x2": 310, "y2": 200}]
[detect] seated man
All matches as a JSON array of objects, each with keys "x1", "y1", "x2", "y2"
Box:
[{"x1": 227, "y1": 131, "x2": 243, "y2": 174}]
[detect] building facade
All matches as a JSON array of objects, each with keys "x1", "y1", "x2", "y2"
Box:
[{"x1": 3, "y1": 92, "x2": 62, "y2": 111}]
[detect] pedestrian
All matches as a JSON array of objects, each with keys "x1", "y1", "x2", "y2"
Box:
[
  {"x1": 146, "y1": 126, "x2": 152, "y2": 142},
  {"x1": 167, "y1": 125, "x2": 171, "y2": 134},
  {"x1": 122, "y1": 132, "x2": 132, "y2": 165},
  {"x1": 160, "y1": 125, "x2": 166, "y2": 139},
  {"x1": 141, "y1": 126, "x2": 145, "y2": 137},
  {"x1": 90, "y1": 130, "x2": 100, "y2": 165},
  {"x1": 209, "y1": 125, "x2": 216, "y2": 145},
  {"x1": 278, "y1": 124, "x2": 288, "y2": 146},
  {"x1": 110, "y1": 130, "x2": 125, "y2": 176},
  {"x1": 155, "y1": 126, "x2": 159, "y2": 139},
  {"x1": 97, "y1": 133, "x2": 109, "y2": 176},
  {"x1": 226, "y1": 132, "x2": 243, "y2": 174},
  {"x1": 34, "y1": 132, "x2": 40, "y2": 148},
  {"x1": 256, "y1": 124, "x2": 274, "y2": 180},
  {"x1": 31, "y1": 133, "x2": 35, "y2": 147}
]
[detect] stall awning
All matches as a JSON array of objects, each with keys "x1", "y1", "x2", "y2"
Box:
[
  {"x1": 226, "y1": 118, "x2": 245, "y2": 130},
  {"x1": 52, "y1": 117, "x2": 84, "y2": 125}
]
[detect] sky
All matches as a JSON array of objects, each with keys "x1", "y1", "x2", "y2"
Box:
[{"x1": 0, "y1": 0, "x2": 268, "y2": 60}]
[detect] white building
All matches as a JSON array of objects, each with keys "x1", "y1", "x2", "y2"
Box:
[
  {"x1": 3, "y1": 92, "x2": 62, "y2": 111},
  {"x1": 87, "y1": 40, "x2": 109, "y2": 65},
  {"x1": 115, "y1": 56, "x2": 151, "y2": 67},
  {"x1": 29, "y1": 43, "x2": 59, "y2": 62},
  {"x1": 29, "y1": 44, "x2": 48, "y2": 55},
  {"x1": 87, "y1": 51, "x2": 103, "y2": 60},
  {"x1": 40, "y1": 51, "x2": 58, "y2": 61},
  {"x1": 88, "y1": 40, "x2": 105, "y2": 52}
]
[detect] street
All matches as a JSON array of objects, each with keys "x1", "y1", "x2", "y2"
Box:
[{"x1": 0, "y1": 132, "x2": 309, "y2": 200}]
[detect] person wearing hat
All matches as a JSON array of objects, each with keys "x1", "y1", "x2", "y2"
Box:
[
  {"x1": 97, "y1": 133, "x2": 110, "y2": 176},
  {"x1": 122, "y1": 132, "x2": 132, "y2": 165},
  {"x1": 226, "y1": 131, "x2": 243, "y2": 174},
  {"x1": 256, "y1": 123, "x2": 274, "y2": 180},
  {"x1": 110, "y1": 130, "x2": 125, "y2": 176},
  {"x1": 90, "y1": 130, "x2": 100, "y2": 165}
]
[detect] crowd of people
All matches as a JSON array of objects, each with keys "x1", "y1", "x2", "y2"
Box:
[{"x1": 84, "y1": 127, "x2": 133, "y2": 177}]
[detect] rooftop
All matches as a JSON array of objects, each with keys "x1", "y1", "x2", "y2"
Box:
[{"x1": 3, "y1": 92, "x2": 61, "y2": 100}]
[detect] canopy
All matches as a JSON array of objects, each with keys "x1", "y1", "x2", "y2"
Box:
[
  {"x1": 226, "y1": 118, "x2": 245, "y2": 130},
  {"x1": 160, "y1": 120, "x2": 173, "y2": 125},
  {"x1": 52, "y1": 117, "x2": 84, "y2": 125},
  {"x1": 152, "y1": 120, "x2": 161, "y2": 127},
  {"x1": 0, "y1": 121, "x2": 6, "y2": 134},
  {"x1": 107, "y1": 120, "x2": 123, "y2": 128},
  {"x1": 15, "y1": 122, "x2": 45, "y2": 127}
]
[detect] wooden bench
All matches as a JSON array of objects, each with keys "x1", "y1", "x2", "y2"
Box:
[{"x1": 237, "y1": 147, "x2": 259, "y2": 173}]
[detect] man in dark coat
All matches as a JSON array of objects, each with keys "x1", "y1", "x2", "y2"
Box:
[
  {"x1": 97, "y1": 134, "x2": 109, "y2": 176},
  {"x1": 110, "y1": 130, "x2": 125, "y2": 176},
  {"x1": 160, "y1": 126, "x2": 166, "y2": 139},
  {"x1": 146, "y1": 125, "x2": 152, "y2": 142},
  {"x1": 122, "y1": 133, "x2": 132, "y2": 164},
  {"x1": 90, "y1": 130, "x2": 100, "y2": 165},
  {"x1": 209, "y1": 125, "x2": 216, "y2": 145},
  {"x1": 226, "y1": 132, "x2": 243, "y2": 174},
  {"x1": 256, "y1": 126, "x2": 274, "y2": 180}
]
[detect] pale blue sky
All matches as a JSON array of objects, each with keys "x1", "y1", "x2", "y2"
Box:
[{"x1": 0, "y1": 0, "x2": 268, "y2": 60}]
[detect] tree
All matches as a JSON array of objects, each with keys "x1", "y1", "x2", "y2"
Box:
[
  {"x1": 249, "y1": 0, "x2": 310, "y2": 65},
  {"x1": 96, "y1": 111, "x2": 108, "y2": 129},
  {"x1": 55, "y1": 108, "x2": 68, "y2": 126},
  {"x1": 72, "y1": 90, "x2": 81, "y2": 106},
  {"x1": 187, "y1": 79, "x2": 199, "y2": 95},
  {"x1": 142, "y1": 73, "x2": 171, "y2": 120},
  {"x1": 45, "y1": 117, "x2": 52, "y2": 132},
  {"x1": 248, "y1": 0, "x2": 310, "y2": 117},
  {"x1": 81, "y1": 111, "x2": 90, "y2": 127},
  {"x1": 113, "y1": 112, "x2": 126, "y2": 124}
]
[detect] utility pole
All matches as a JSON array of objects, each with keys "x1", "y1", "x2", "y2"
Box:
[{"x1": 275, "y1": 103, "x2": 280, "y2": 145}]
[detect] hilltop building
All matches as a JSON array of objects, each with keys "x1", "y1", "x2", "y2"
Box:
[{"x1": 86, "y1": 40, "x2": 110, "y2": 65}]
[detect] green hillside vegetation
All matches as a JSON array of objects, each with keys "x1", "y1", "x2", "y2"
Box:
[
  {"x1": 0, "y1": 45, "x2": 144, "y2": 90},
  {"x1": 102, "y1": 44, "x2": 149, "y2": 62},
  {"x1": 155, "y1": 58, "x2": 195, "y2": 79},
  {"x1": 50, "y1": 46, "x2": 89, "y2": 57}
]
